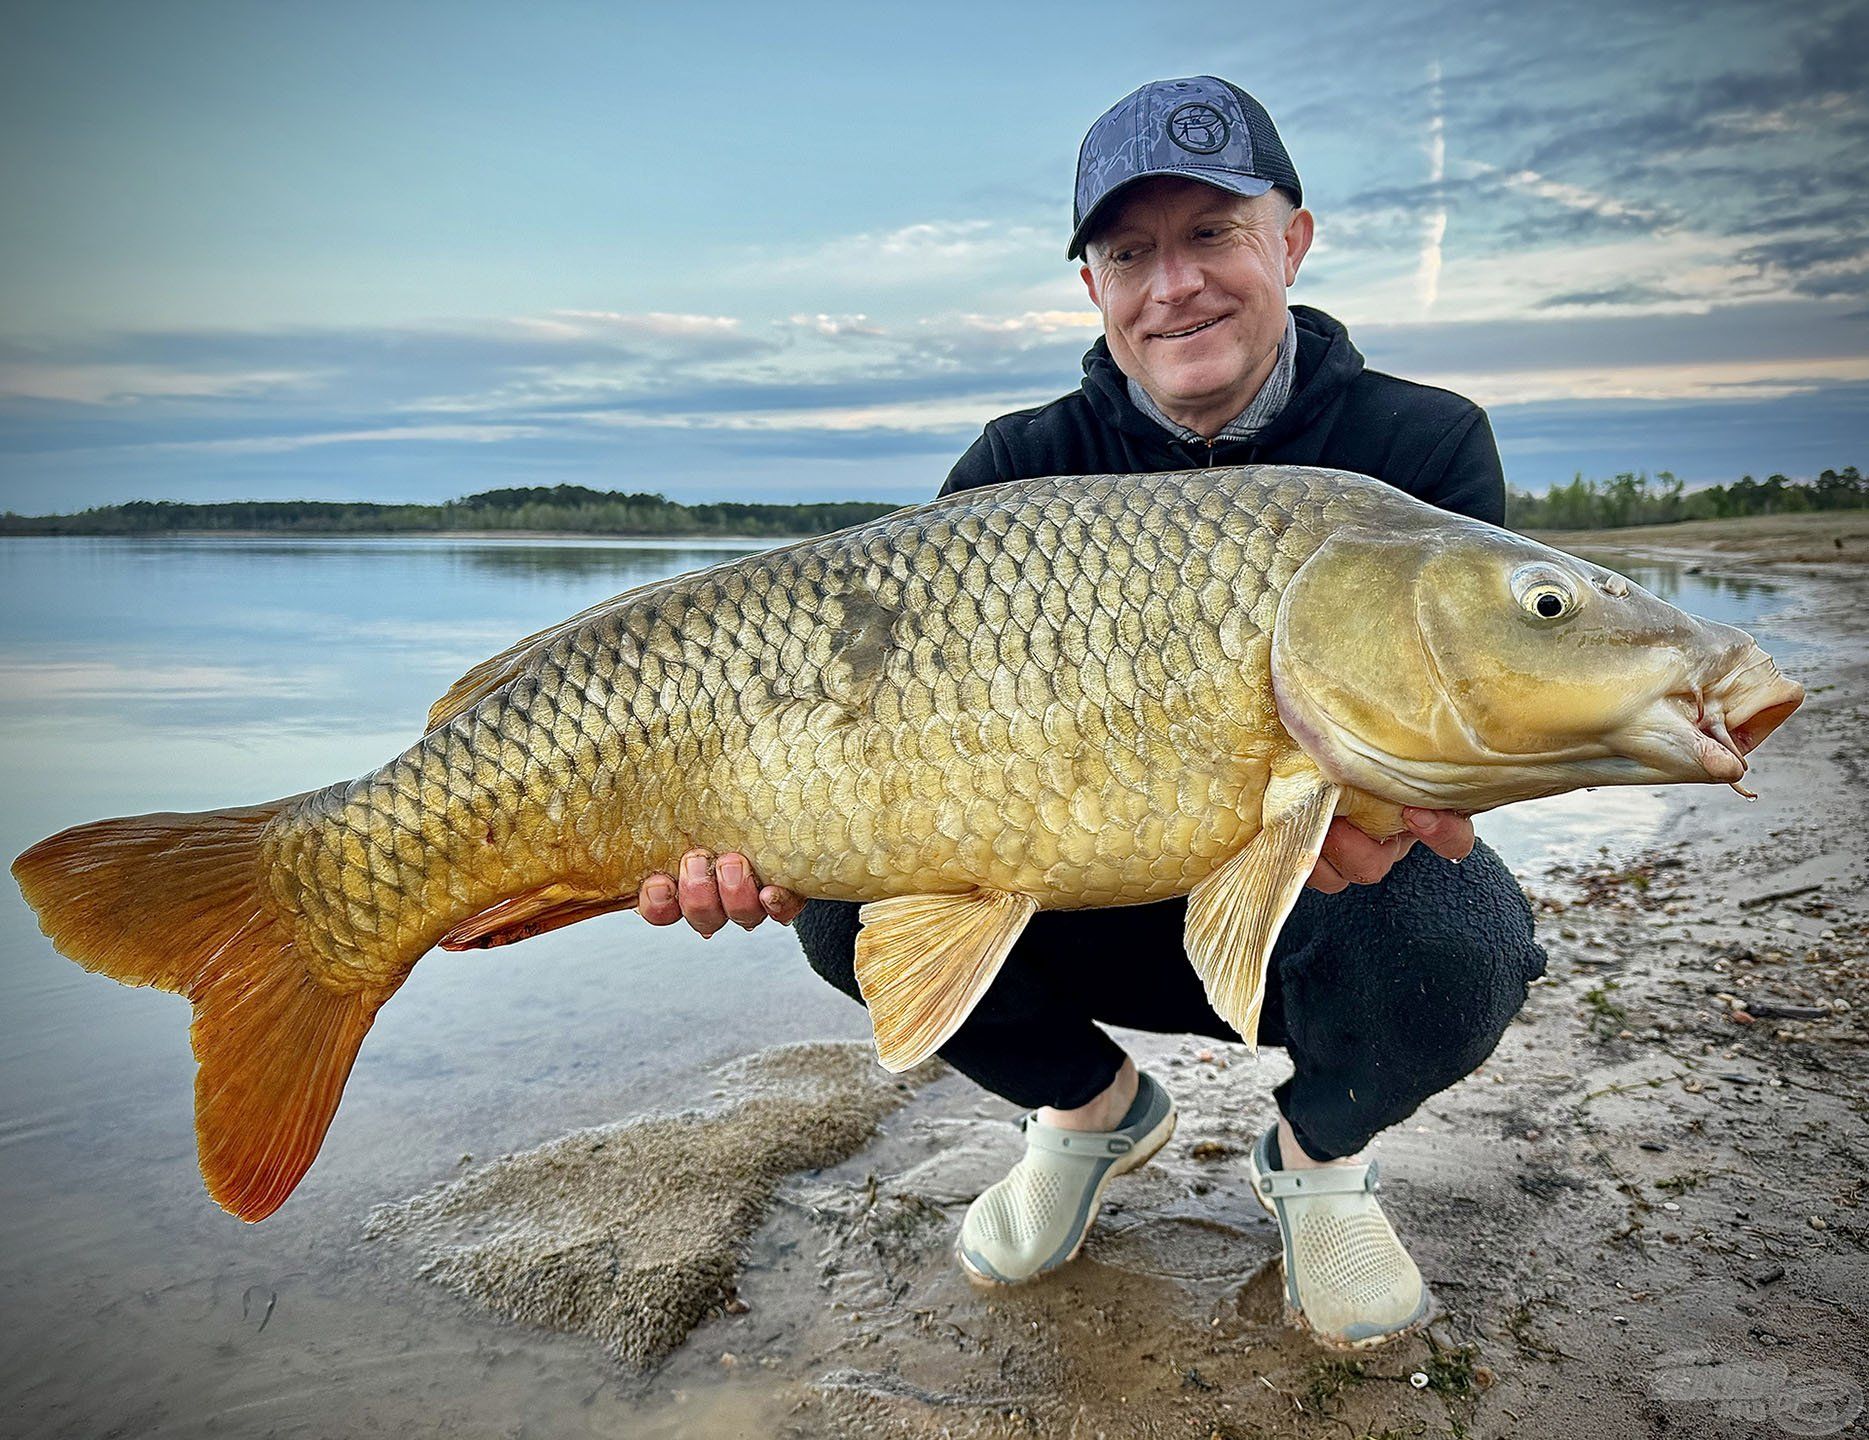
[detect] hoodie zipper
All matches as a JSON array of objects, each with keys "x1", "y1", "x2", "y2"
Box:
[{"x1": 1184, "y1": 438, "x2": 1260, "y2": 468}]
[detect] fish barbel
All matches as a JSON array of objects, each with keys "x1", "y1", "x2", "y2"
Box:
[{"x1": 12, "y1": 465, "x2": 1803, "y2": 1220}]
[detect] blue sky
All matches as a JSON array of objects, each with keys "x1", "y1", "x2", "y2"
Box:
[{"x1": 2, "y1": 0, "x2": 1865, "y2": 512}]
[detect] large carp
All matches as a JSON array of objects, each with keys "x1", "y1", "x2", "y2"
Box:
[{"x1": 14, "y1": 465, "x2": 1801, "y2": 1221}]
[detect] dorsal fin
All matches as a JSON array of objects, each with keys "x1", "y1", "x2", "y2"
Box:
[
  {"x1": 423, "y1": 530, "x2": 867, "y2": 733},
  {"x1": 426, "y1": 616, "x2": 584, "y2": 732},
  {"x1": 424, "y1": 575, "x2": 675, "y2": 732}
]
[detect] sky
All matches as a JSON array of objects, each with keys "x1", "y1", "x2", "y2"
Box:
[{"x1": 2, "y1": 0, "x2": 1865, "y2": 513}]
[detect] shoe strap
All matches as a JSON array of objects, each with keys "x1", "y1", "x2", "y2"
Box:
[
  {"x1": 1256, "y1": 1158, "x2": 1381, "y2": 1199},
  {"x1": 1018, "y1": 1112, "x2": 1143, "y2": 1159}
]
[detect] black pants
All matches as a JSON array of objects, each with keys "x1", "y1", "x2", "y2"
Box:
[{"x1": 795, "y1": 839, "x2": 1547, "y2": 1162}]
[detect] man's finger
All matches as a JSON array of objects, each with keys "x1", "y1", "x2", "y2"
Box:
[
  {"x1": 760, "y1": 885, "x2": 807, "y2": 925},
  {"x1": 715, "y1": 852, "x2": 767, "y2": 929},
  {"x1": 1403, "y1": 808, "x2": 1476, "y2": 863},
  {"x1": 639, "y1": 872, "x2": 681, "y2": 925},
  {"x1": 1306, "y1": 857, "x2": 1349, "y2": 893},
  {"x1": 676, "y1": 849, "x2": 727, "y2": 938},
  {"x1": 1319, "y1": 819, "x2": 1408, "y2": 886}
]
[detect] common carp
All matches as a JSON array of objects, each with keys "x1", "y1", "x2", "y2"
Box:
[{"x1": 12, "y1": 465, "x2": 1802, "y2": 1221}]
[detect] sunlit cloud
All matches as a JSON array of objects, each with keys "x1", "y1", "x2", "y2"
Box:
[
  {"x1": 946, "y1": 309, "x2": 1101, "y2": 336},
  {"x1": 748, "y1": 219, "x2": 1054, "y2": 288},
  {"x1": 1495, "y1": 168, "x2": 1662, "y2": 225},
  {"x1": 782, "y1": 313, "x2": 887, "y2": 337},
  {"x1": 515, "y1": 311, "x2": 750, "y2": 342},
  {"x1": 571, "y1": 391, "x2": 1052, "y2": 435},
  {"x1": 136, "y1": 423, "x2": 546, "y2": 455},
  {"x1": 1416, "y1": 355, "x2": 1869, "y2": 408},
  {"x1": 0, "y1": 364, "x2": 325, "y2": 406}
]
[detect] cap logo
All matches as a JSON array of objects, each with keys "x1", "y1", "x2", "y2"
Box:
[{"x1": 1166, "y1": 102, "x2": 1228, "y2": 155}]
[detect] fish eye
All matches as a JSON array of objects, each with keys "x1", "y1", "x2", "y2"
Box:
[{"x1": 1510, "y1": 565, "x2": 1580, "y2": 623}]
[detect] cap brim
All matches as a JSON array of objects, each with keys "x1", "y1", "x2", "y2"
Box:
[{"x1": 1067, "y1": 170, "x2": 1275, "y2": 259}]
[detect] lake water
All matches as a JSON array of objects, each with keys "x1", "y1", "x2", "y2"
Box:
[{"x1": 0, "y1": 535, "x2": 1815, "y2": 1436}]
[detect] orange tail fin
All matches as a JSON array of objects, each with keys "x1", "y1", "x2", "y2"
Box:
[{"x1": 12, "y1": 799, "x2": 392, "y2": 1222}]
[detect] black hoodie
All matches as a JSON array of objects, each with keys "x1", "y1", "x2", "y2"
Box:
[{"x1": 937, "y1": 305, "x2": 1505, "y2": 527}]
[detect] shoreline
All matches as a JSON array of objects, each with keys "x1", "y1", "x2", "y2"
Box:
[
  {"x1": 1531, "y1": 508, "x2": 1869, "y2": 566},
  {"x1": 3, "y1": 507, "x2": 1862, "y2": 555},
  {"x1": 0, "y1": 528, "x2": 801, "y2": 544}
]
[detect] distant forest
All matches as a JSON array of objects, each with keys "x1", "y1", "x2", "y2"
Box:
[
  {"x1": 0, "y1": 485, "x2": 903, "y2": 538},
  {"x1": 5, "y1": 469, "x2": 1863, "y2": 540},
  {"x1": 1507, "y1": 466, "x2": 1866, "y2": 530}
]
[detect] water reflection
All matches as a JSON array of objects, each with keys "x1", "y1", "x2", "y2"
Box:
[
  {"x1": 1582, "y1": 555, "x2": 1782, "y2": 610},
  {"x1": 0, "y1": 537, "x2": 768, "y2": 737},
  {"x1": 450, "y1": 541, "x2": 763, "y2": 581}
]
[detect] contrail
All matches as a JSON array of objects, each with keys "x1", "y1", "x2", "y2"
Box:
[{"x1": 1418, "y1": 59, "x2": 1446, "y2": 314}]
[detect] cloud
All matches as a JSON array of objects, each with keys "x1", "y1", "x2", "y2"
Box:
[
  {"x1": 572, "y1": 392, "x2": 1049, "y2": 437},
  {"x1": 514, "y1": 311, "x2": 753, "y2": 346},
  {"x1": 745, "y1": 218, "x2": 1056, "y2": 292},
  {"x1": 134, "y1": 422, "x2": 546, "y2": 456},
  {"x1": 0, "y1": 310, "x2": 781, "y2": 421},
  {"x1": 1534, "y1": 282, "x2": 1685, "y2": 310},
  {"x1": 1495, "y1": 168, "x2": 1662, "y2": 226},
  {"x1": 1303, "y1": 0, "x2": 1869, "y2": 313},
  {"x1": 782, "y1": 313, "x2": 886, "y2": 338},
  {"x1": 1737, "y1": 233, "x2": 1869, "y2": 300},
  {"x1": 948, "y1": 310, "x2": 1100, "y2": 336},
  {"x1": 1422, "y1": 355, "x2": 1869, "y2": 408},
  {"x1": 0, "y1": 363, "x2": 323, "y2": 406}
]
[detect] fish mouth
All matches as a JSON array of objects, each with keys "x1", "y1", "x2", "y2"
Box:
[{"x1": 1660, "y1": 648, "x2": 1804, "y2": 786}]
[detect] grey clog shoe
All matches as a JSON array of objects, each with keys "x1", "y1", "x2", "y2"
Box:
[
  {"x1": 1247, "y1": 1124, "x2": 1433, "y2": 1349},
  {"x1": 957, "y1": 1071, "x2": 1176, "y2": 1285}
]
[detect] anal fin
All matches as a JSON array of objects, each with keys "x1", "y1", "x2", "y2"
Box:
[
  {"x1": 1185, "y1": 764, "x2": 1341, "y2": 1050},
  {"x1": 438, "y1": 885, "x2": 634, "y2": 950},
  {"x1": 854, "y1": 888, "x2": 1038, "y2": 1072}
]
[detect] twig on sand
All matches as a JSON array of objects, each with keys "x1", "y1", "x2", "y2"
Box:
[
  {"x1": 1738, "y1": 882, "x2": 1823, "y2": 909},
  {"x1": 1577, "y1": 1070, "x2": 1684, "y2": 1105}
]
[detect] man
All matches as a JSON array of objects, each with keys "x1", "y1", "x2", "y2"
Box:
[{"x1": 636, "y1": 76, "x2": 1546, "y2": 1349}]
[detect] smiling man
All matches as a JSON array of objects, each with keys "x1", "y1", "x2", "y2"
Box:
[{"x1": 639, "y1": 77, "x2": 1547, "y2": 1351}]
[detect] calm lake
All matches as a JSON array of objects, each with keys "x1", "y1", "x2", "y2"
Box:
[{"x1": 0, "y1": 535, "x2": 1814, "y2": 1436}]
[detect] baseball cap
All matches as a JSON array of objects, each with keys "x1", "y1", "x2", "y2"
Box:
[{"x1": 1068, "y1": 77, "x2": 1303, "y2": 259}]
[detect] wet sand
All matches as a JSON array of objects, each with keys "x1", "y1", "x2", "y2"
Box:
[
  {"x1": 352, "y1": 535, "x2": 1868, "y2": 1438},
  {"x1": 1532, "y1": 508, "x2": 1869, "y2": 566}
]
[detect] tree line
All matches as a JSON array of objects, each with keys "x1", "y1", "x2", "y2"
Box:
[
  {"x1": 0, "y1": 484, "x2": 904, "y2": 538},
  {"x1": 6, "y1": 470, "x2": 1863, "y2": 539},
  {"x1": 1507, "y1": 467, "x2": 1865, "y2": 531}
]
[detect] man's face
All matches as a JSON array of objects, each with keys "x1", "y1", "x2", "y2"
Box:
[{"x1": 1081, "y1": 177, "x2": 1314, "y2": 433}]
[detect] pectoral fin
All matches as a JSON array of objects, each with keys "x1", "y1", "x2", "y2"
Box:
[
  {"x1": 854, "y1": 888, "x2": 1038, "y2": 1072},
  {"x1": 1185, "y1": 766, "x2": 1341, "y2": 1050}
]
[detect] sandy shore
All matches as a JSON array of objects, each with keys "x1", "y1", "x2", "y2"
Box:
[
  {"x1": 362, "y1": 530, "x2": 1868, "y2": 1439},
  {"x1": 1532, "y1": 509, "x2": 1869, "y2": 566}
]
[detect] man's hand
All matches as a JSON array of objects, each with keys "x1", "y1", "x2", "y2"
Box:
[
  {"x1": 1306, "y1": 808, "x2": 1474, "y2": 894},
  {"x1": 636, "y1": 850, "x2": 806, "y2": 938}
]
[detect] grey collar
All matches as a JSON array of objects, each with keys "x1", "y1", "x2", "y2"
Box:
[{"x1": 1126, "y1": 309, "x2": 1297, "y2": 446}]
